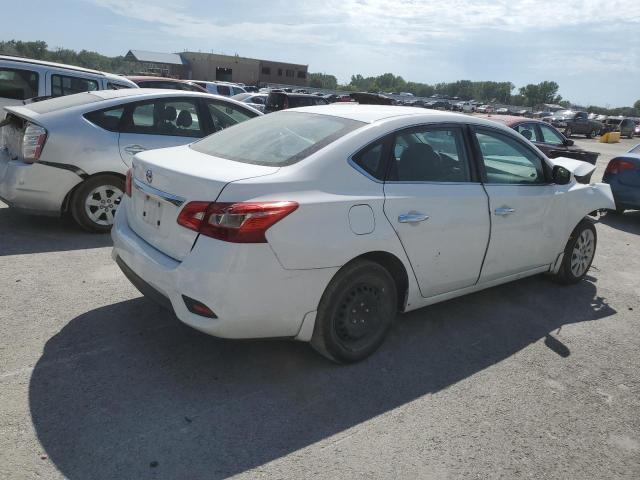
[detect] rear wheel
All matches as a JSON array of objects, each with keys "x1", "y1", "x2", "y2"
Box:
[
  {"x1": 71, "y1": 174, "x2": 124, "y2": 233},
  {"x1": 310, "y1": 259, "x2": 397, "y2": 363},
  {"x1": 586, "y1": 129, "x2": 596, "y2": 139},
  {"x1": 552, "y1": 219, "x2": 597, "y2": 284}
]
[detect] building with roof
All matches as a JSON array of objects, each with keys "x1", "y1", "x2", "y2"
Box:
[
  {"x1": 124, "y1": 49, "x2": 308, "y2": 86},
  {"x1": 124, "y1": 50, "x2": 186, "y2": 78}
]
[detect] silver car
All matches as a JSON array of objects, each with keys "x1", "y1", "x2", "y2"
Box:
[
  {"x1": 231, "y1": 92, "x2": 267, "y2": 112},
  {"x1": 0, "y1": 89, "x2": 261, "y2": 232}
]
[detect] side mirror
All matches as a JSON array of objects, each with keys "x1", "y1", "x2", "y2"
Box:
[
  {"x1": 552, "y1": 165, "x2": 571, "y2": 185},
  {"x1": 564, "y1": 138, "x2": 574, "y2": 146}
]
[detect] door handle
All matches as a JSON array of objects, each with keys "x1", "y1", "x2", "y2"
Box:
[
  {"x1": 398, "y1": 213, "x2": 430, "y2": 223},
  {"x1": 124, "y1": 145, "x2": 146, "y2": 154},
  {"x1": 494, "y1": 207, "x2": 516, "y2": 216}
]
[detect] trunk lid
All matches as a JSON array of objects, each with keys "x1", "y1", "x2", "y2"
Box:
[{"x1": 127, "y1": 144, "x2": 279, "y2": 260}]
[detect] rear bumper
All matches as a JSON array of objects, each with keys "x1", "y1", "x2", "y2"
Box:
[
  {"x1": 0, "y1": 149, "x2": 81, "y2": 214},
  {"x1": 603, "y1": 177, "x2": 640, "y2": 209},
  {"x1": 111, "y1": 202, "x2": 337, "y2": 340}
]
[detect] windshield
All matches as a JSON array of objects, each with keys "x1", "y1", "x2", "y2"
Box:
[{"x1": 191, "y1": 111, "x2": 364, "y2": 166}]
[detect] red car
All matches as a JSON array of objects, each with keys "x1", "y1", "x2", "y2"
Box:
[
  {"x1": 126, "y1": 76, "x2": 207, "y2": 93},
  {"x1": 477, "y1": 114, "x2": 599, "y2": 165}
]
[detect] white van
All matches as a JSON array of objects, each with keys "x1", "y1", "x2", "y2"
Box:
[{"x1": 0, "y1": 55, "x2": 137, "y2": 117}]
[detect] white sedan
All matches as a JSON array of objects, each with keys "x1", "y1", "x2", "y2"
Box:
[{"x1": 111, "y1": 105, "x2": 614, "y2": 363}]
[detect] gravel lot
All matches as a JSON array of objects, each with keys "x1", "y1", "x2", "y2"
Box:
[{"x1": 1, "y1": 136, "x2": 639, "y2": 479}]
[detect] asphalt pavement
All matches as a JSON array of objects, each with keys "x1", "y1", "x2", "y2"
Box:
[{"x1": 1, "y1": 136, "x2": 639, "y2": 479}]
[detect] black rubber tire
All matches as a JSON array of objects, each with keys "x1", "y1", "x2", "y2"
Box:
[
  {"x1": 71, "y1": 174, "x2": 125, "y2": 233},
  {"x1": 310, "y1": 259, "x2": 397, "y2": 363},
  {"x1": 629, "y1": 132, "x2": 635, "y2": 139},
  {"x1": 586, "y1": 129, "x2": 596, "y2": 139},
  {"x1": 552, "y1": 219, "x2": 597, "y2": 285},
  {"x1": 564, "y1": 127, "x2": 572, "y2": 138}
]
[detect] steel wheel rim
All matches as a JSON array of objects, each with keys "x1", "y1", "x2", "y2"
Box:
[
  {"x1": 570, "y1": 229, "x2": 595, "y2": 278},
  {"x1": 335, "y1": 282, "x2": 385, "y2": 351},
  {"x1": 84, "y1": 185, "x2": 123, "y2": 226}
]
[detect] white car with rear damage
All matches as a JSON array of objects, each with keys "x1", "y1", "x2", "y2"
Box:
[{"x1": 111, "y1": 105, "x2": 614, "y2": 363}]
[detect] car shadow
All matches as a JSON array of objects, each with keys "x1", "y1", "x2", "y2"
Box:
[
  {"x1": 0, "y1": 205, "x2": 111, "y2": 256},
  {"x1": 599, "y1": 210, "x2": 640, "y2": 235},
  {"x1": 29, "y1": 275, "x2": 615, "y2": 479}
]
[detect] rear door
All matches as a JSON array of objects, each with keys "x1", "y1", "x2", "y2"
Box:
[
  {"x1": 117, "y1": 96, "x2": 207, "y2": 165},
  {"x1": 382, "y1": 124, "x2": 490, "y2": 298},
  {"x1": 472, "y1": 127, "x2": 558, "y2": 282},
  {"x1": 47, "y1": 71, "x2": 99, "y2": 97}
]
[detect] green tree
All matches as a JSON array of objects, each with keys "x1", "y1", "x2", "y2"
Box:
[{"x1": 308, "y1": 72, "x2": 337, "y2": 89}]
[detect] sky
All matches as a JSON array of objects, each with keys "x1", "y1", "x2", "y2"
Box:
[{"x1": 3, "y1": 0, "x2": 639, "y2": 106}]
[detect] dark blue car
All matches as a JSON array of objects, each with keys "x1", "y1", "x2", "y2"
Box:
[{"x1": 603, "y1": 144, "x2": 640, "y2": 213}]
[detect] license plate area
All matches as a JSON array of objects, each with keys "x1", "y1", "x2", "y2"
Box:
[{"x1": 142, "y1": 194, "x2": 163, "y2": 229}]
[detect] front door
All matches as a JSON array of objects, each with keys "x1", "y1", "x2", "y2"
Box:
[
  {"x1": 472, "y1": 127, "x2": 558, "y2": 282},
  {"x1": 117, "y1": 97, "x2": 206, "y2": 166},
  {"x1": 382, "y1": 125, "x2": 490, "y2": 298}
]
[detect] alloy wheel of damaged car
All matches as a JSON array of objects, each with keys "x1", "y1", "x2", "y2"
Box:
[
  {"x1": 71, "y1": 174, "x2": 125, "y2": 233},
  {"x1": 311, "y1": 259, "x2": 397, "y2": 363},
  {"x1": 553, "y1": 219, "x2": 597, "y2": 284}
]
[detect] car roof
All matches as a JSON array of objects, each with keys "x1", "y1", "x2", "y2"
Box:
[
  {"x1": 289, "y1": 105, "x2": 517, "y2": 129},
  {"x1": 0, "y1": 54, "x2": 106, "y2": 76},
  {"x1": 127, "y1": 76, "x2": 193, "y2": 83},
  {"x1": 88, "y1": 89, "x2": 213, "y2": 100},
  {"x1": 474, "y1": 114, "x2": 540, "y2": 127}
]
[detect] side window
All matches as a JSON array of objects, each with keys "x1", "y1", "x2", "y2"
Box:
[
  {"x1": 514, "y1": 123, "x2": 539, "y2": 142},
  {"x1": 250, "y1": 96, "x2": 265, "y2": 105},
  {"x1": 539, "y1": 124, "x2": 565, "y2": 145},
  {"x1": 206, "y1": 100, "x2": 257, "y2": 131},
  {"x1": 124, "y1": 98, "x2": 204, "y2": 137},
  {"x1": 107, "y1": 82, "x2": 132, "y2": 90},
  {"x1": 0, "y1": 68, "x2": 39, "y2": 100},
  {"x1": 216, "y1": 85, "x2": 231, "y2": 96},
  {"x1": 84, "y1": 106, "x2": 125, "y2": 132},
  {"x1": 353, "y1": 141, "x2": 386, "y2": 180},
  {"x1": 389, "y1": 127, "x2": 471, "y2": 182},
  {"x1": 51, "y1": 75, "x2": 98, "y2": 96},
  {"x1": 475, "y1": 129, "x2": 546, "y2": 184}
]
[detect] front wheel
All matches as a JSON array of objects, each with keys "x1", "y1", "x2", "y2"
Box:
[
  {"x1": 552, "y1": 219, "x2": 597, "y2": 284},
  {"x1": 71, "y1": 174, "x2": 124, "y2": 233},
  {"x1": 310, "y1": 259, "x2": 397, "y2": 363},
  {"x1": 564, "y1": 127, "x2": 572, "y2": 137}
]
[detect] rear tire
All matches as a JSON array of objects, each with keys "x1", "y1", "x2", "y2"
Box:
[
  {"x1": 310, "y1": 259, "x2": 397, "y2": 363},
  {"x1": 552, "y1": 219, "x2": 597, "y2": 285},
  {"x1": 586, "y1": 129, "x2": 596, "y2": 139},
  {"x1": 71, "y1": 174, "x2": 124, "y2": 233}
]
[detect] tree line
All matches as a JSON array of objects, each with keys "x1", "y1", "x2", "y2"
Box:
[{"x1": 1, "y1": 40, "x2": 638, "y2": 116}]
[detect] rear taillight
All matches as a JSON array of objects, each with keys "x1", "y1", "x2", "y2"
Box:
[
  {"x1": 125, "y1": 168, "x2": 133, "y2": 197},
  {"x1": 22, "y1": 123, "x2": 47, "y2": 163},
  {"x1": 177, "y1": 201, "x2": 298, "y2": 243},
  {"x1": 605, "y1": 159, "x2": 635, "y2": 175}
]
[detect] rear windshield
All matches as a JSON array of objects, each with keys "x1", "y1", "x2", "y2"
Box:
[
  {"x1": 191, "y1": 111, "x2": 364, "y2": 166},
  {"x1": 24, "y1": 92, "x2": 101, "y2": 114}
]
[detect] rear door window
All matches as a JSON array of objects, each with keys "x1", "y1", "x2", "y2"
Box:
[
  {"x1": 389, "y1": 127, "x2": 472, "y2": 182},
  {"x1": 123, "y1": 98, "x2": 205, "y2": 137},
  {"x1": 84, "y1": 106, "x2": 125, "y2": 132},
  {"x1": 51, "y1": 74, "x2": 98, "y2": 96},
  {"x1": 0, "y1": 68, "x2": 39, "y2": 100}
]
